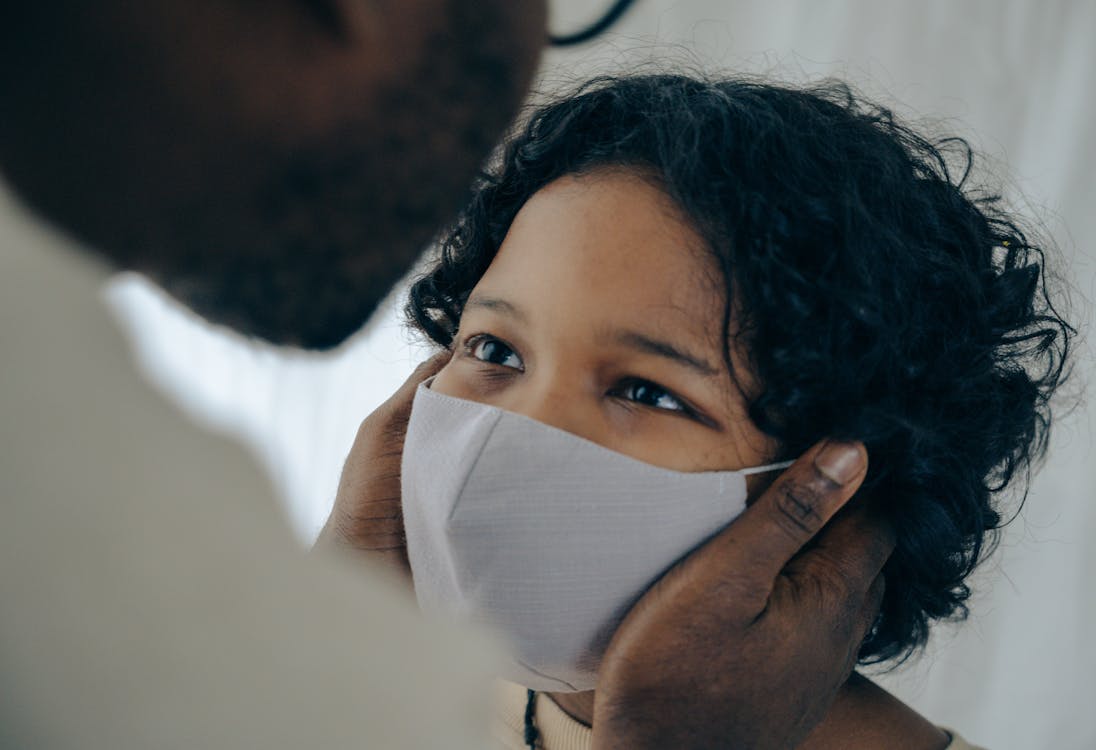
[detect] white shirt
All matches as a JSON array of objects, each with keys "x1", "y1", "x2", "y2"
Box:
[{"x1": 0, "y1": 180, "x2": 498, "y2": 749}]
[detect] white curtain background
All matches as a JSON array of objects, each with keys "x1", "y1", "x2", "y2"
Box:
[{"x1": 107, "y1": 2, "x2": 1095, "y2": 747}]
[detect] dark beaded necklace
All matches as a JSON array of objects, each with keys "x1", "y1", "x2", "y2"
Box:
[{"x1": 524, "y1": 689, "x2": 540, "y2": 749}]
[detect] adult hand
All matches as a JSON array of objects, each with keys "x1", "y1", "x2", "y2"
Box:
[
  {"x1": 315, "y1": 352, "x2": 449, "y2": 575},
  {"x1": 322, "y1": 368, "x2": 893, "y2": 747},
  {"x1": 592, "y1": 439, "x2": 894, "y2": 750}
]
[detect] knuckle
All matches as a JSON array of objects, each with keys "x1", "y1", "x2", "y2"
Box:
[
  {"x1": 355, "y1": 410, "x2": 387, "y2": 443},
  {"x1": 818, "y1": 560, "x2": 850, "y2": 598},
  {"x1": 801, "y1": 552, "x2": 860, "y2": 623},
  {"x1": 773, "y1": 480, "x2": 826, "y2": 541},
  {"x1": 380, "y1": 417, "x2": 409, "y2": 446}
]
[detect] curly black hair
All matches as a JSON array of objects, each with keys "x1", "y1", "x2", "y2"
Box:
[{"x1": 406, "y1": 74, "x2": 1073, "y2": 664}]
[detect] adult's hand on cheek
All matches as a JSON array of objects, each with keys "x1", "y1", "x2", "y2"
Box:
[
  {"x1": 592, "y1": 439, "x2": 894, "y2": 750},
  {"x1": 315, "y1": 352, "x2": 450, "y2": 578}
]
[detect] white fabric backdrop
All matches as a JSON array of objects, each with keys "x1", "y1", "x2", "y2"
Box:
[{"x1": 108, "y1": 2, "x2": 1095, "y2": 746}]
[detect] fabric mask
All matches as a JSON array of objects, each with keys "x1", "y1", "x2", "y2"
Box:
[{"x1": 401, "y1": 380, "x2": 792, "y2": 692}]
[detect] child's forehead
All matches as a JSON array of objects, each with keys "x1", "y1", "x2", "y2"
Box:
[
  {"x1": 476, "y1": 169, "x2": 728, "y2": 347},
  {"x1": 505, "y1": 170, "x2": 716, "y2": 281}
]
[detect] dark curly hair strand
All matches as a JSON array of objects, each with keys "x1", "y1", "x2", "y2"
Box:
[{"x1": 407, "y1": 74, "x2": 1074, "y2": 664}]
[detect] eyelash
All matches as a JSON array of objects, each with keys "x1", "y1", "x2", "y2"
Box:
[
  {"x1": 461, "y1": 333, "x2": 699, "y2": 420},
  {"x1": 607, "y1": 379, "x2": 690, "y2": 415},
  {"x1": 463, "y1": 333, "x2": 525, "y2": 372}
]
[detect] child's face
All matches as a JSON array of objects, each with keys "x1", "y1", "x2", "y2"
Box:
[{"x1": 432, "y1": 169, "x2": 778, "y2": 476}]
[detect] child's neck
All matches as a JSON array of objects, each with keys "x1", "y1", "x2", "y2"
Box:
[
  {"x1": 546, "y1": 674, "x2": 951, "y2": 749},
  {"x1": 546, "y1": 689, "x2": 594, "y2": 727},
  {"x1": 799, "y1": 673, "x2": 950, "y2": 750}
]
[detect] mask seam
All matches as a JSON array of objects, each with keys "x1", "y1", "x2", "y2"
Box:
[{"x1": 445, "y1": 409, "x2": 504, "y2": 524}]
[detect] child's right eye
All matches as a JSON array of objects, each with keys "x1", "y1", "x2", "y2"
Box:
[{"x1": 467, "y1": 334, "x2": 524, "y2": 371}]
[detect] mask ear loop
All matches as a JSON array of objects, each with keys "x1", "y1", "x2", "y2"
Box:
[
  {"x1": 739, "y1": 459, "x2": 795, "y2": 477},
  {"x1": 548, "y1": 0, "x2": 639, "y2": 46}
]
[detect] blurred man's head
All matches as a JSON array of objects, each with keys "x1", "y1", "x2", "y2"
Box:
[{"x1": 0, "y1": 0, "x2": 546, "y2": 347}]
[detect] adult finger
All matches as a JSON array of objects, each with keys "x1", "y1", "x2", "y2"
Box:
[
  {"x1": 787, "y1": 501, "x2": 896, "y2": 603},
  {"x1": 782, "y1": 503, "x2": 894, "y2": 654},
  {"x1": 318, "y1": 350, "x2": 450, "y2": 554},
  {"x1": 716, "y1": 439, "x2": 869, "y2": 585},
  {"x1": 345, "y1": 350, "x2": 452, "y2": 450},
  {"x1": 406, "y1": 349, "x2": 451, "y2": 390},
  {"x1": 377, "y1": 350, "x2": 452, "y2": 417}
]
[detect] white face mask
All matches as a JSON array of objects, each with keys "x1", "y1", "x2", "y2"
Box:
[{"x1": 401, "y1": 380, "x2": 791, "y2": 692}]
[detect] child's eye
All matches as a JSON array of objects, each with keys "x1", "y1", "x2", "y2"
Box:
[
  {"x1": 467, "y1": 334, "x2": 524, "y2": 371},
  {"x1": 610, "y1": 379, "x2": 688, "y2": 414}
]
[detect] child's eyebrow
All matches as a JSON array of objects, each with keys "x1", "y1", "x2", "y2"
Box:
[
  {"x1": 609, "y1": 330, "x2": 720, "y2": 377},
  {"x1": 465, "y1": 294, "x2": 527, "y2": 322},
  {"x1": 465, "y1": 292, "x2": 719, "y2": 377}
]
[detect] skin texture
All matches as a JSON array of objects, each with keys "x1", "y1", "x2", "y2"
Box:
[
  {"x1": 798, "y1": 674, "x2": 949, "y2": 750},
  {"x1": 431, "y1": 171, "x2": 778, "y2": 474},
  {"x1": 323, "y1": 172, "x2": 936, "y2": 748},
  {"x1": 0, "y1": 0, "x2": 546, "y2": 348}
]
